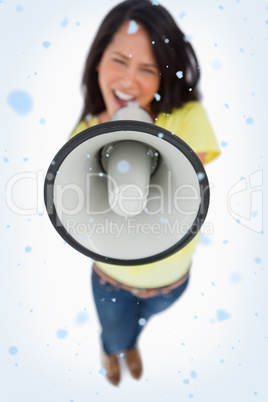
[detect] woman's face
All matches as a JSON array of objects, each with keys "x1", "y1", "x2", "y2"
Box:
[{"x1": 97, "y1": 21, "x2": 160, "y2": 121}]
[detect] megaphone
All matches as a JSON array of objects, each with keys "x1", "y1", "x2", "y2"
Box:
[{"x1": 44, "y1": 102, "x2": 209, "y2": 266}]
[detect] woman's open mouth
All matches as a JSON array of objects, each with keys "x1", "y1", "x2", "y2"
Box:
[{"x1": 113, "y1": 89, "x2": 136, "y2": 107}]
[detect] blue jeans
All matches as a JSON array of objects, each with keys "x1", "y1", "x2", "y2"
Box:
[{"x1": 91, "y1": 268, "x2": 189, "y2": 354}]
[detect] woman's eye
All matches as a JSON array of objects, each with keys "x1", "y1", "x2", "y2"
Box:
[
  {"x1": 113, "y1": 59, "x2": 126, "y2": 66},
  {"x1": 142, "y1": 68, "x2": 157, "y2": 75}
]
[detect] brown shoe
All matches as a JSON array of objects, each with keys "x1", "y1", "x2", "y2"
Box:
[
  {"x1": 126, "y1": 347, "x2": 143, "y2": 380},
  {"x1": 103, "y1": 352, "x2": 120, "y2": 386}
]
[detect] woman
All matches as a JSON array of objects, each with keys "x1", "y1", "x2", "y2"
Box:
[{"x1": 70, "y1": 0, "x2": 220, "y2": 386}]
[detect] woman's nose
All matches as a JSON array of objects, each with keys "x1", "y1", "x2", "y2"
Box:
[{"x1": 121, "y1": 68, "x2": 137, "y2": 88}]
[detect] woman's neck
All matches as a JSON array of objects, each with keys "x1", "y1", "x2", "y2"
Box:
[
  {"x1": 97, "y1": 108, "x2": 157, "y2": 124},
  {"x1": 98, "y1": 110, "x2": 110, "y2": 123}
]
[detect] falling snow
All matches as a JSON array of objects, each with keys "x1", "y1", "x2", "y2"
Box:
[
  {"x1": 216, "y1": 310, "x2": 231, "y2": 322},
  {"x1": 7, "y1": 90, "x2": 33, "y2": 115},
  {"x1": 56, "y1": 329, "x2": 68, "y2": 339},
  {"x1": 127, "y1": 20, "x2": 139, "y2": 34},
  {"x1": 8, "y1": 346, "x2": 18, "y2": 355},
  {"x1": 154, "y1": 93, "x2": 161, "y2": 101},
  {"x1": 42, "y1": 41, "x2": 51, "y2": 48}
]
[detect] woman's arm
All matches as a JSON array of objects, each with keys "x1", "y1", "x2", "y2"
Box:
[{"x1": 196, "y1": 152, "x2": 206, "y2": 164}]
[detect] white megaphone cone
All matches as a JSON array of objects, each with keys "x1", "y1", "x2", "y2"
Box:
[
  {"x1": 44, "y1": 102, "x2": 210, "y2": 266},
  {"x1": 101, "y1": 102, "x2": 158, "y2": 217}
]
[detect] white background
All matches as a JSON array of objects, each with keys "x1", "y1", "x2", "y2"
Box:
[{"x1": 1, "y1": 0, "x2": 267, "y2": 401}]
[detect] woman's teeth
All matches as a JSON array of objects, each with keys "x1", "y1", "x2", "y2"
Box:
[{"x1": 114, "y1": 90, "x2": 135, "y2": 101}]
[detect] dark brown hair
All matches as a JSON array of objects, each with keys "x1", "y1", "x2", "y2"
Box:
[{"x1": 80, "y1": 0, "x2": 201, "y2": 121}]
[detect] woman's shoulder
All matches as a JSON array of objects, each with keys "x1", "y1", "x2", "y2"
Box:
[
  {"x1": 156, "y1": 101, "x2": 220, "y2": 165},
  {"x1": 155, "y1": 101, "x2": 203, "y2": 132},
  {"x1": 68, "y1": 114, "x2": 99, "y2": 140},
  {"x1": 164, "y1": 101, "x2": 205, "y2": 119},
  {"x1": 158, "y1": 100, "x2": 204, "y2": 117}
]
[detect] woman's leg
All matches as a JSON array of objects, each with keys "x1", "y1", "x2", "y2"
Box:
[
  {"x1": 135, "y1": 277, "x2": 189, "y2": 339},
  {"x1": 92, "y1": 268, "x2": 189, "y2": 352},
  {"x1": 92, "y1": 269, "x2": 189, "y2": 384},
  {"x1": 91, "y1": 269, "x2": 140, "y2": 354}
]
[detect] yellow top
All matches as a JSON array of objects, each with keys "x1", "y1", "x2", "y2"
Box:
[{"x1": 69, "y1": 101, "x2": 220, "y2": 288}]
